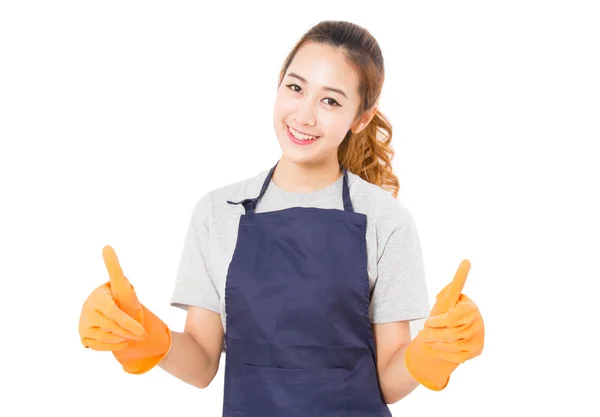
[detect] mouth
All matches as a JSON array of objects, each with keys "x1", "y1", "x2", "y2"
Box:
[{"x1": 286, "y1": 125, "x2": 320, "y2": 146}]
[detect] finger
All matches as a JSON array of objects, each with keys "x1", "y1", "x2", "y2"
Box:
[
  {"x1": 425, "y1": 321, "x2": 481, "y2": 350},
  {"x1": 103, "y1": 245, "x2": 132, "y2": 299},
  {"x1": 437, "y1": 350, "x2": 481, "y2": 363},
  {"x1": 428, "y1": 347, "x2": 470, "y2": 363},
  {"x1": 91, "y1": 309, "x2": 146, "y2": 340},
  {"x1": 82, "y1": 337, "x2": 129, "y2": 352},
  {"x1": 420, "y1": 327, "x2": 464, "y2": 344},
  {"x1": 425, "y1": 311, "x2": 450, "y2": 329},
  {"x1": 436, "y1": 351, "x2": 468, "y2": 363},
  {"x1": 426, "y1": 298, "x2": 479, "y2": 328},
  {"x1": 92, "y1": 287, "x2": 146, "y2": 337},
  {"x1": 435, "y1": 259, "x2": 471, "y2": 313},
  {"x1": 103, "y1": 301, "x2": 147, "y2": 337},
  {"x1": 82, "y1": 327, "x2": 129, "y2": 344},
  {"x1": 428, "y1": 339, "x2": 483, "y2": 363},
  {"x1": 102, "y1": 245, "x2": 142, "y2": 320},
  {"x1": 427, "y1": 340, "x2": 469, "y2": 354},
  {"x1": 423, "y1": 318, "x2": 483, "y2": 349}
]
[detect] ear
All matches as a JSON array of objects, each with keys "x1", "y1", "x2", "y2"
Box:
[{"x1": 351, "y1": 105, "x2": 379, "y2": 135}]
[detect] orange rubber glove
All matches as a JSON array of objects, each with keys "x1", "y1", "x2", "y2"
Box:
[
  {"x1": 405, "y1": 259, "x2": 485, "y2": 391},
  {"x1": 79, "y1": 245, "x2": 172, "y2": 374}
]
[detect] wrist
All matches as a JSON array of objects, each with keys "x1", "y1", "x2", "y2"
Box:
[
  {"x1": 404, "y1": 334, "x2": 457, "y2": 391},
  {"x1": 115, "y1": 305, "x2": 172, "y2": 375},
  {"x1": 124, "y1": 326, "x2": 172, "y2": 374}
]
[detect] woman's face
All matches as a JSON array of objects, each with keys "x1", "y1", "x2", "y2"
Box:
[{"x1": 273, "y1": 42, "x2": 372, "y2": 166}]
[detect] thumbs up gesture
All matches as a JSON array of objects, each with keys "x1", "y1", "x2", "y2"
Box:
[
  {"x1": 78, "y1": 246, "x2": 172, "y2": 374},
  {"x1": 404, "y1": 260, "x2": 485, "y2": 391}
]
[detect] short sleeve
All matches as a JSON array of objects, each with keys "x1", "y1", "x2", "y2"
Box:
[
  {"x1": 370, "y1": 218, "x2": 431, "y2": 323},
  {"x1": 170, "y1": 194, "x2": 220, "y2": 313}
]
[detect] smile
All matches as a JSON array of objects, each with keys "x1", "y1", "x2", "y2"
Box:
[{"x1": 287, "y1": 125, "x2": 320, "y2": 146}]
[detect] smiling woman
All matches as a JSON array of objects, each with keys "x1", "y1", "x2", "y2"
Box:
[
  {"x1": 78, "y1": 19, "x2": 485, "y2": 417},
  {"x1": 272, "y1": 25, "x2": 398, "y2": 196}
]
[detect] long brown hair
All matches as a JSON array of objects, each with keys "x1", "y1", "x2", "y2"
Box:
[{"x1": 277, "y1": 20, "x2": 400, "y2": 198}]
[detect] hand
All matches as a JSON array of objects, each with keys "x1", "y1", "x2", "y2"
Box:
[
  {"x1": 78, "y1": 245, "x2": 172, "y2": 374},
  {"x1": 78, "y1": 279, "x2": 147, "y2": 352},
  {"x1": 404, "y1": 259, "x2": 485, "y2": 390},
  {"x1": 420, "y1": 293, "x2": 484, "y2": 363}
]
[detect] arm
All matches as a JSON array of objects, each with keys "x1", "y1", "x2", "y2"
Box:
[
  {"x1": 159, "y1": 306, "x2": 224, "y2": 389},
  {"x1": 373, "y1": 321, "x2": 420, "y2": 404},
  {"x1": 162, "y1": 191, "x2": 225, "y2": 388},
  {"x1": 369, "y1": 216, "x2": 430, "y2": 403}
]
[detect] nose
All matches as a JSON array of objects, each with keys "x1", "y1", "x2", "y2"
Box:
[{"x1": 293, "y1": 98, "x2": 316, "y2": 127}]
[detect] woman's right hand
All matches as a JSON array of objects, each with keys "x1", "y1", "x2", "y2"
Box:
[
  {"x1": 78, "y1": 280, "x2": 147, "y2": 352},
  {"x1": 78, "y1": 245, "x2": 172, "y2": 374}
]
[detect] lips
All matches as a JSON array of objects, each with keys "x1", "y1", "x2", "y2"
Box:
[
  {"x1": 287, "y1": 125, "x2": 319, "y2": 138},
  {"x1": 286, "y1": 125, "x2": 320, "y2": 146}
]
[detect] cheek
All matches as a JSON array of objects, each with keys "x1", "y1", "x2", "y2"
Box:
[
  {"x1": 273, "y1": 91, "x2": 294, "y2": 120},
  {"x1": 321, "y1": 114, "x2": 353, "y2": 138}
]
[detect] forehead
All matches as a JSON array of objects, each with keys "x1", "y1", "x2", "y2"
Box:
[{"x1": 286, "y1": 42, "x2": 360, "y2": 94}]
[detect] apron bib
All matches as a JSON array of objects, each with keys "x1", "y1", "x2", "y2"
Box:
[{"x1": 223, "y1": 162, "x2": 392, "y2": 417}]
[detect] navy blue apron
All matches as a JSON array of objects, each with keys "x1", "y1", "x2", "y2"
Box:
[{"x1": 223, "y1": 162, "x2": 392, "y2": 417}]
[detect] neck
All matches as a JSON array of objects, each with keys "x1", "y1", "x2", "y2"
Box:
[{"x1": 272, "y1": 155, "x2": 343, "y2": 193}]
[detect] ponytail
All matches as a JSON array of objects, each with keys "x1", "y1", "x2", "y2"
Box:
[{"x1": 338, "y1": 109, "x2": 400, "y2": 198}]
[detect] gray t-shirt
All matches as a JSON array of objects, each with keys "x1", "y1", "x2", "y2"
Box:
[{"x1": 170, "y1": 167, "x2": 431, "y2": 347}]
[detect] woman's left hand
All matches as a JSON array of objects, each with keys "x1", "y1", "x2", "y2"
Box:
[
  {"x1": 420, "y1": 293, "x2": 485, "y2": 363},
  {"x1": 405, "y1": 260, "x2": 485, "y2": 390}
]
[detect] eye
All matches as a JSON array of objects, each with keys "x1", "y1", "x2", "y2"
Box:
[
  {"x1": 323, "y1": 98, "x2": 341, "y2": 107},
  {"x1": 285, "y1": 84, "x2": 341, "y2": 107}
]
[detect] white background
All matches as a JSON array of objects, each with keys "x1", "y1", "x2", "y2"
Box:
[{"x1": 1, "y1": 1, "x2": 598, "y2": 415}]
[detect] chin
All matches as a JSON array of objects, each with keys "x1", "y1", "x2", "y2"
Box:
[
  {"x1": 278, "y1": 145, "x2": 314, "y2": 165},
  {"x1": 284, "y1": 154, "x2": 318, "y2": 166},
  {"x1": 281, "y1": 147, "x2": 334, "y2": 167}
]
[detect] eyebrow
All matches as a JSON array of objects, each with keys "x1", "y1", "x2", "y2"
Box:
[{"x1": 286, "y1": 72, "x2": 348, "y2": 99}]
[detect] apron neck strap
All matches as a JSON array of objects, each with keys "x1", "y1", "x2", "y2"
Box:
[
  {"x1": 341, "y1": 167, "x2": 353, "y2": 212},
  {"x1": 229, "y1": 161, "x2": 353, "y2": 214}
]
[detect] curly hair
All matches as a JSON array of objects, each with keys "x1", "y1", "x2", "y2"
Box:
[{"x1": 277, "y1": 20, "x2": 400, "y2": 198}]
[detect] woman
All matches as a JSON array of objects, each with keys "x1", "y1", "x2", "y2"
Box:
[{"x1": 78, "y1": 20, "x2": 484, "y2": 416}]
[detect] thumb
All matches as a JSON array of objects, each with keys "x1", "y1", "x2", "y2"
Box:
[
  {"x1": 431, "y1": 259, "x2": 471, "y2": 316},
  {"x1": 102, "y1": 245, "x2": 143, "y2": 323}
]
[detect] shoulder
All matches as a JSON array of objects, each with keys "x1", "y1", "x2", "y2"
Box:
[
  {"x1": 189, "y1": 168, "x2": 270, "y2": 224},
  {"x1": 347, "y1": 171, "x2": 415, "y2": 231}
]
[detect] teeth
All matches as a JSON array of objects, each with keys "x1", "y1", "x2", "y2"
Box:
[{"x1": 289, "y1": 126, "x2": 317, "y2": 141}]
